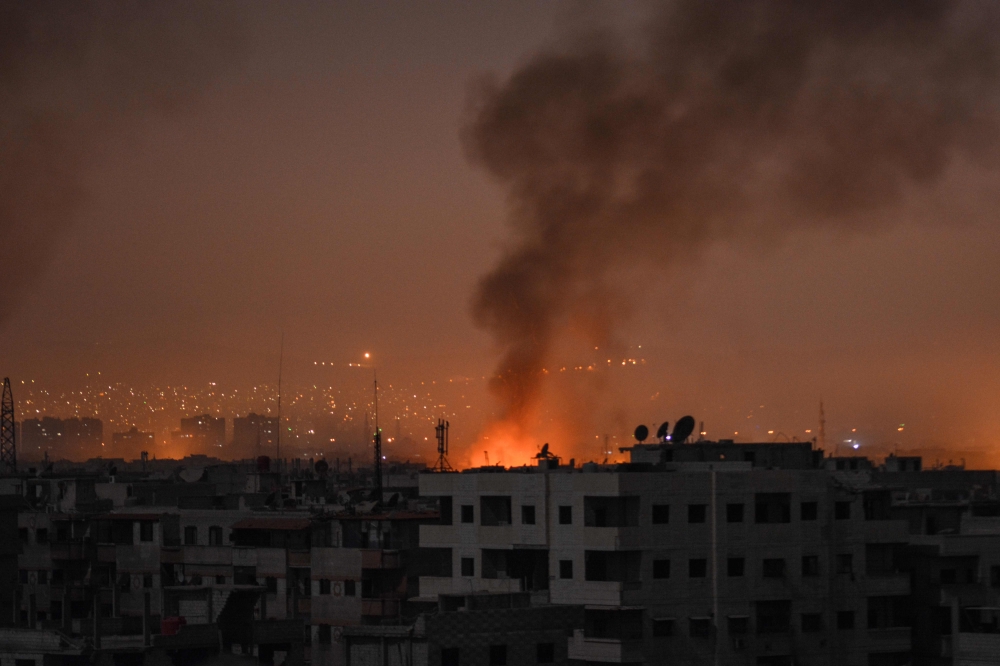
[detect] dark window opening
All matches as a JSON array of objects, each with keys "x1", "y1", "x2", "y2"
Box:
[
  {"x1": 690, "y1": 617, "x2": 711, "y2": 638},
  {"x1": 800, "y1": 501, "x2": 818, "y2": 521},
  {"x1": 653, "y1": 618, "x2": 674, "y2": 637},
  {"x1": 755, "y1": 493, "x2": 791, "y2": 524},
  {"x1": 559, "y1": 560, "x2": 573, "y2": 579},
  {"x1": 652, "y1": 504, "x2": 670, "y2": 524},
  {"x1": 460, "y1": 505, "x2": 474, "y2": 524},
  {"x1": 728, "y1": 557, "x2": 745, "y2": 577},
  {"x1": 461, "y1": 557, "x2": 475, "y2": 577},
  {"x1": 836, "y1": 554, "x2": 854, "y2": 575},
  {"x1": 802, "y1": 555, "x2": 820, "y2": 577},
  {"x1": 536, "y1": 642, "x2": 555, "y2": 663},
  {"x1": 521, "y1": 505, "x2": 535, "y2": 525},
  {"x1": 441, "y1": 648, "x2": 459, "y2": 666},
  {"x1": 688, "y1": 504, "x2": 707, "y2": 524},
  {"x1": 763, "y1": 558, "x2": 786, "y2": 578},
  {"x1": 559, "y1": 506, "x2": 572, "y2": 525},
  {"x1": 727, "y1": 503, "x2": 744, "y2": 523},
  {"x1": 653, "y1": 559, "x2": 670, "y2": 579},
  {"x1": 801, "y1": 613, "x2": 823, "y2": 632},
  {"x1": 689, "y1": 558, "x2": 708, "y2": 578},
  {"x1": 835, "y1": 501, "x2": 851, "y2": 520},
  {"x1": 756, "y1": 600, "x2": 791, "y2": 634},
  {"x1": 480, "y1": 496, "x2": 512, "y2": 526},
  {"x1": 489, "y1": 644, "x2": 507, "y2": 666},
  {"x1": 837, "y1": 611, "x2": 855, "y2": 630}
]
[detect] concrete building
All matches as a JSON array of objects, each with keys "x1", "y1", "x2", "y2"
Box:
[
  {"x1": 171, "y1": 415, "x2": 226, "y2": 451},
  {"x1": 111, "y1": 428, "x2": 155, "y2": 455},
  {"x1": 233, "y1": 413, "x2": 279, "y2": 458}
]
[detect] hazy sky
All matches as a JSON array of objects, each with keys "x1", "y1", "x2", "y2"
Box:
[{"x1": 4, "y1": 2, "x2": 1000, "y2": 465}]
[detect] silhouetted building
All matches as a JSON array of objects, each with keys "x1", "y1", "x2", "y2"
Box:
[
  {"x1": 20, "y1": 417, "x2": 103, "y2": 455},
  {"x1": 232, "y1": 413, "x2": 279, "y2": 457},
  {"x1": 112, "y1": 427, "x2": 155, "y2": 452},
  {"x1": 171, "y1": 414, "x2": 225, "y2": 450}
]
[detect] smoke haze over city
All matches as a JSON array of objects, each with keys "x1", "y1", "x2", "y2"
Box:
[{"x1": 3, "y1": 2, "x2": 1000, "y2": 467}]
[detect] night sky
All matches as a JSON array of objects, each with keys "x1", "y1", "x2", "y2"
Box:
[{"x1": 3, "y1": 2, "x2": 1000, "y2": 466}]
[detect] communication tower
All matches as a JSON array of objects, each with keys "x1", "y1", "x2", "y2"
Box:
[{"x1": 0, "y1": 378, "x2": 15, "y2": 474}]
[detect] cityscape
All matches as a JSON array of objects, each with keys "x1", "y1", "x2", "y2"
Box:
[{"x1": 3, "y1": 2, "x2": 1000, "y2": 666}]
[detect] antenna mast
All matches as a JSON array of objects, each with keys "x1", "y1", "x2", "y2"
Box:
[
  {"x1": 276, "y1": 333, "x2": 284, "y2": 463},
  {"x1": 819, "y1": 400, "x2": 827, "y2": 453},
  {"x1": 372, "y1": 372, "x2": 383, "y2": 502},
  {"x1": 0, "y1": 378, "x2": 15, "y2": 475},
  {"x1": 432, "y1": 418, "x2": 453, "y2": 472}
]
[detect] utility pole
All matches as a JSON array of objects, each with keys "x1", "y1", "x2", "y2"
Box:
[{"x1": 0, "y1": 378, "x2": 14, "y2": 475}]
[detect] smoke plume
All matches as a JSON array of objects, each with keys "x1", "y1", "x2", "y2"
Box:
[
  {"x1": 465, "y1": 1, "x2": 1000, "y2": 434},
  {"x1": 0, "y1": 2, "x2": 243, "y2": 324}
]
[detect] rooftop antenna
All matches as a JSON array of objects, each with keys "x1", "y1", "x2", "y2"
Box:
[
  {"x1": 432, "y1": 418, "x2": 453, "y2": 472},
  {"x1": 0, "y1": 378, "x2": 15, "y2": 475},
  {"x1": 372, "y1": 370, "x2": 383, "y2": 503},
  {"x1": 276, "y1": 332, "x2": 284, "y2": 463},
  {"x1": 819, "y1": 400, "x2": 827, "y2": 454}
]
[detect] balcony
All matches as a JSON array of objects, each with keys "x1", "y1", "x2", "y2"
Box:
[
  {"x1": 866, "y1": 627, "x2": 911, "y2": 650},
  {"x1": 550, "y1": 580, "x2": 641, "y2": 607},
  {"x1": 567, "y1": 629, "x2": 643, "y2": 663},
  {"x1": 361, "y1": 549, "x2": 401, "y2": 570},
  {"x1": 419, "y1": 576, "x2": 521, "y2": 598},
  {"x1": 862, "y1": 573, "x2": 910, "y2": 596},
  {"x1": 97, "y1": 544, "x2": 117, "y2": 563},
  {"x1": 361, "y1": 598, "x2": 400, "y2": 617},
  {"x1": 50, "y1": 542, "x2": 88, "y2": 560},
  {"x1": 288, "y1": 550, "x2": 310, "y2": 568}
]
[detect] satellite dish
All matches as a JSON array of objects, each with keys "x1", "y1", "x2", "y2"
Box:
[
  {"x1": 257, "y1": 456, "x2": 271, "y2": 472},
  {"x1": 315, "y1": 459, "x2": 329, "y2": 475},
  {"x1": 671, "y1": 416, "x2": 696, "y2": 444},
  {"x1": 656, "y1": 422, "x2": 670, "y2": 442},
  {"x1": 634, "y1": 425, "x2": 649, "y2": 443},
  {"x1": 535, "y1": 443, "x2": 549, "y2": 459}
]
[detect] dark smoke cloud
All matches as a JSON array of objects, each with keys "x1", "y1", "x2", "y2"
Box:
[
  {"x1": 465, "y1": 0, "x2": 1000, "y2": 429},
  {"x1": 0, "y1": 2, "x2": 243, "y2": 324}
]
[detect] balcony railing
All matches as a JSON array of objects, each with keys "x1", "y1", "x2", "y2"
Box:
[
  {"x1": 361, "y1": 598, "x2": 400, "y2": 617},
  {"x1": 567, "y1": 629, "x2": 644, "y2": 663}
]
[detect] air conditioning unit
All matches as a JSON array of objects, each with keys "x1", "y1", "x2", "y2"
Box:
[{"x1": 732, "y1": 638, "x2": 747, "y2": 651}]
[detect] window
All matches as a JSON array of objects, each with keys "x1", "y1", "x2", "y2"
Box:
[
  {"x1": 690, "y1": 617, "x2": 711, "y2": 638},
  {"x1": 802, "y1": 555, "x2": 820, "y2": 577},
  {"x1": 755, "y1": 493, "x2": 791, "y2": 523},
  {"x1": 689, "y1": 558, "x2": 707, "y2": 578},
  {"x1": 319, "y1": 580, "x2": 331, "y2": 595},
  {"x1": 317, "y1": 624, "x2": 331, "y2": 645},
  {"x1": 559, "y1": 506, "x2": 572, "y2": 525},
  {"x1": 559, "y1": 560, "x2": 573, "y2": 579},
  {"x1": 51, "y1": 570, "x2": 63, "y2": 585},
  {"x1": 266, "y1": 577, "x2": 278, "y2": 594},
  {"x1": 836, "y1": 554, "x2": 854, "y2": 575},
  {"x1": 461, "y1": 557, "x2": 475, "y2": 577},
  {"x1": 688, "y1": 504, "x2": 707, "y2": 523},
  {"x1": 18, "y1": 528, "x2": 27, "y2": 543},
  {"x1": 726, "y1": 503, "x2": 744, "y2": 523},
  {"x1": 653, "y1": 618, "x2": 675, "y2": 637},
  {"x1": 143, "y1": 574, "x2": 153, "y2": 589},
  {"x1": 991, "y1": 565, "x2": 1000, "y2": 588},
  {"x1": 36, "y1": 528, "x2": 48, "y2": 543},
  {"x1": 837, "y1": 611, "x2": 855, "y2": 630},
  {"x1": 480, "y1": 496, "x2": 512, "y2": 526},
  {"x1": 460, "y1": 505, "x2": 474, "y2": 523},
  {"x1": 139, "y1": 522, "x2": 154, "y2": 542},
  {"x1": 18, "y1": 570, "x2": 27, "y2": 584},
  {"x1": 763, "y1": 558, "x2": 786, "y2": 578},
  {"x1": 835, "y1": 501, "x2": 851, "y2": 520},
  {"x1": 208, "y1": 526, "x2": 223, "y2": 546},
  {"x1": 653, "y1": 559, "x2": 670, "y2": 579},
  {"x1": 344, "y1": 579, "x2": 356, "y2": 596},
  {"x1": 728, "y1": 616, "x2": 749, "y2": 635},
  {"x1": 51, "y1": 601, "x2": 62, "y2": 621},
  {"x1": 521, "y1": 505, "x2": 536, "y2": 525},
  {"x1": 441, "y1": 648, "x2": 459, "y2": 666},
  {"x1": 216, "y1": 575, "x2": 226, "y2": 584},
  {"x1": 536, "y1": 642, "x2": 555, "y2": 663},
  {"x1": 652, "y1": 504, "x2": 670, "y2": 524},
  {"x1": 183, "y1": 526, "x2": 198, "y2": 545},
  {"x1": 190, "y1": 574, "x2": 202, "y2": 586},
  {"x1": 802, "y1": 613, "x2": 823, "y2": 632},
  {"x1": 801, "y1": 501, "x2": 818, "y2": 521},
  {"x1": 728, "y1": 557, "x2": 745, "y2": 577},
  {"x1": 489, "y1": 644, "x2": 507, "y2": 666},
  {"x1": 37, "y1": 570, "x2": 47, "y2": 584},
  {"x1": 940, "y1": 568, "x2": 956, "y2": 584},
  {"x1": 756, "y1": 600, "x2": 791, "y2": 634}
]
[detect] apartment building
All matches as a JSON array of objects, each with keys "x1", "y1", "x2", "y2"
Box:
[{"x1": 418, "y1": 446, "x2": 915, "y2": 666}]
